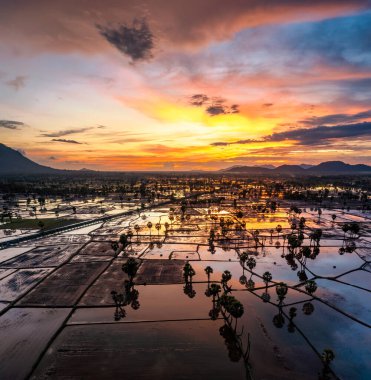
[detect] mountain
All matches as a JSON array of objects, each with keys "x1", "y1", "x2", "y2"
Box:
[
  {"x1": 1, "y1": 143, "x2": 371, "y2": 176},
  {"x1": 254, "y1": 164, "x2": 276, "y2": 169},
  {"x1": 0, "y1": 143, "x2": 61, "y2": 175},
  {"x1": 307, "y1": 161, "x2": 371, "y2": 174},
  {"x1": 219, "y1": 165, "x2": 271, "y2": 174},
  {"x1": 274, "y1": 164, "x2": 306, "y2": 174},
  {"x1": 222, "y1": 161, "x2": 371, "y2": 175}
]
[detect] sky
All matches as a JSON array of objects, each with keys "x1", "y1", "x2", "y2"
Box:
[{"x1": 0, "y1": 0, "x2": 371, "y2": 171}]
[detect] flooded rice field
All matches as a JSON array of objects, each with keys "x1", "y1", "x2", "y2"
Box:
[{"x1": 0, "y1": 190, "x2": 370, "y2": 380}]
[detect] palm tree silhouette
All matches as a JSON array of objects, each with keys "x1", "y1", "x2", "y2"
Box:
[
  {"x1": 122, "y1": 258, "x2": 140, "y2": 285},
  {"x1": 147, "y1": 221, "x2": 153, "y2": 240},
  {"x1": 204, "y1": 266, "x2": 213, "y2": 286}
]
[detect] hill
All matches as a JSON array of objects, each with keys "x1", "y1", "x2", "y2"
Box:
[
  {"x1": 307, "y1": 161, "x2": 371, "y2": 174},
  {"x1": 0, "y1": 144, "x2": 61, "y2": 175},
  {"x1": 1, "y1": 144, "x2": 370, "y2": 176},
  {"x1": 222, "y1": 161, "x2": 371, "y2": 175}
]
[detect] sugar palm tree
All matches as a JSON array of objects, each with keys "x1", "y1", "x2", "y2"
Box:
[
  {"x1": 262, "y1": 271, "x2": 272, "y2": 302},
  {"x1": 122, "y1": 258, "x2": 140, "y2": 284},
  {"x1": 119, "y1": 233, "x2": 129, "y2": 248},
  {"x1": 134, "y1": 224, "x2": 140, "y2": 240},
  {"x1": 349, "y1": 222, "x2": 360, "y2": 238},
  {"x1": 169, "y1": 214, "x2": 174, "y2": 226},
  {"x1": 305, "y1": 280, "x2": 317, "y2": 294},
  {"x1": 147, "y1": 221, "x2": 153, "y2": 239},
  {"x1": 272, "y1": 307, "x2": 285, "y2": 328},
  {"x1": 302, "y1": 302, "x2": 314, "y2": 315},
  {"x1": 204, "y1": 266, "x2": 213, "y2": 285},
  {"x1": 321, "y1": 349, "x2": 335, "y2": 366},
  {"x1": 155, "y1": 222, "x2": 161, "y2": 236},
  {"x1": 164, "y1": 222, "x2": 170, "y2": 234},
  {"x1": 127, "y1": 229, "x2": 133, "y2": 243},
  {"x1": 219, "y1": 294, "x2": 244, "y2": 319},
  {"x1": 275, "y1": 282, "x2": 288, "y2": 303},
  {"x1": 246, "y1": 257, "x2": 256, "y2": 271},
  {"x1": 239, "y1": 251, "x2": 248, "y2": 264},
  {"x1": 342, "y1": 223, "x2": 350, "y2": 238},
  {"x1": 183, "y1": 262, "x2": 196, "y2": 283},
  {"x1": 263, "y1": 271, "x2": 272, "y2": 285}
]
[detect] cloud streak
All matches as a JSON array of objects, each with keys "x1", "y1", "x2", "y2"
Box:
[
  {"x1": 300, "y1": 109, "x2": 371, "y2": 126},
  {"x1": 41, "y1": 127, "x2": 93, "y2": 137},
  {"x1": 51, "y1": 138, "x2": 83, "y2": 144},
  {"x1": 269, "y1": 122, "x2": 371, "y2": 145},
  {"x1": 211, "y1": 122, "x2": 371, "y2": 146},
  {"x1": 0, "y1": 120, "x2": 25, "y2": 129}
]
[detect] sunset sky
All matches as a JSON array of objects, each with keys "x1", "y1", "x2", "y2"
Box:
[{"x1": 1, "y1": 0, "x2": 371, "y2": 171}]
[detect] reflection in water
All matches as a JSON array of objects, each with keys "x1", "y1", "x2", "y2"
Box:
[
  {"x1": 109, "y1": 253, "x2": 341, "y2": 379},
  {"x1": 180, "y1": 260, "x2": 340, "y2": 380},
  {"x1": 201, "y1": 267, "x2": 253, "y2": 380},
  {"x1": 107, "y1": 201, "x2": 366, "y2": 379},
  {"x1": 111, "y1": 258, "x2": 141, "y2": 321},
  {"x1": 111, "y1": 280, "x2": 140, "y2": 321},
  {"x1": 319, "y1": 349, "x2": 335, "y2": 380}
]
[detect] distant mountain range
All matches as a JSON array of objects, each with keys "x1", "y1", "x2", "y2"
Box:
[
  {"x1": 1, "y1": 143, "x2": 370, "y2": 176},
  {"x1": 221, "y1": 161, "x2": 371, "y2": 175}
]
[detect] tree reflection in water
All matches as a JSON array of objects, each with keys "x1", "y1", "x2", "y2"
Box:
[
  {"x1": 111, "y1": 280, "x2": 140, "y2": 321},
  {"x1": 111, "y1": 258, "x2": 141, "y2": 321},
  {"x1": 202, "y1": 266, "x2": 253, "y2": 379},
  {"x1": 108, "y1": 207, "x2": 365, "y2": 379},
  {"x1": 180, "y1": 259, "x2": 341, "y2": 380}
]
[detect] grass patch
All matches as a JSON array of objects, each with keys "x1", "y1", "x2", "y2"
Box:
[{"x1": 0, "y1": 218, "x2": 79, "y2": 231}]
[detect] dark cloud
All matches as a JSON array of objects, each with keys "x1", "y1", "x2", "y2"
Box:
[
  {"x1": 206, "y1": 105, "x2": 227, "y2": 116},
  {"x1": 189, "y1": 94, "x2": 239, "y2": 116},
  {"x1": 210, "y1": 142, "x2": 230, "y2": 147},
  {"x1": 205, "y1": 97, "x2": 226, "y2": 115},
  {"x1": 230, "y1": 104, "x2": 239, "y2": 114},
  {"x1": 5, "y1": 75, "x2": 27, "y2": 90},
  {"x1": 49, "y1": 156, "x2": 57, "y2": 160},
  {"x1": 300, "y1": 109, "x2": 371, "y2": 126},
  {"x1": 211, "y1": 138, "x2": 263, "y2": 146},
  {"x1": 211, "y1": 122, "x2": 371, "y2": 146},
  {"x1": 268, "y1": 122, "x2": 371, "y2": 145},
  {"x1": 263, "y1": 103, "x2": 274, "y2": 108},
  {"x1": 236, "y1": 138, "x2": 264, "y2": 144},
  {"x1": 0, "y1": 120, "x2": 24, "y2": 129},
  {"x1": 51, "y1": 138, "x2": 83, "y2": 144},
  {"x1": 205, "y1": 102, "x2": 239, "y2": 116},
  {"x1": 41, "y1": 127, "x2": 92, "y2": 137},
  {"x1": 97, "y1": 19, "x2": 154, "y2": 61},
  {"x1": 189, "y1": 94, "x2": 209, "y2": 106}
]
